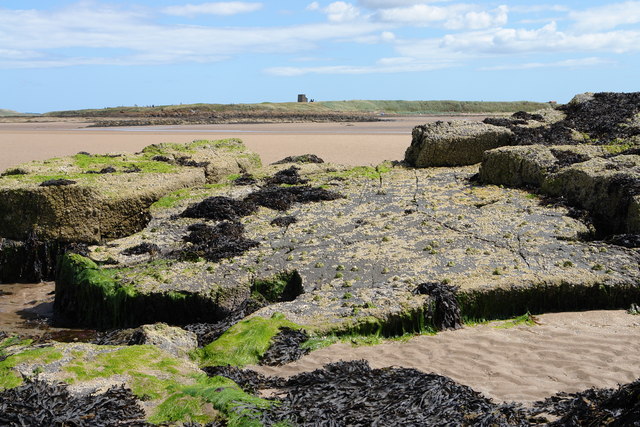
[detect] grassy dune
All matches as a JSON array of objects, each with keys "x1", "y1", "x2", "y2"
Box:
[
  {"x1": 46, "y1": 100, "x2": 551, "y2": 117},
  {"x1": 0, "y1": 109, "x2": 25, "y2": 117}
]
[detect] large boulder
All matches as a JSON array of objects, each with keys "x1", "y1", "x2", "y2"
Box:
[
  {"x1": 560, "y1": 92, "x2": 640, "y2": 143},
  {"x1": 0, "y1": 139, "x2": 260, "y2": 244},
  {"x1": 405, "y1": 121, "x2": 513, "y2": 167},
  {"x1": 479, "y1": 145, "x2": 607, "y2": 187},
  {"x1": 542, "y1": 154, "x2": 640, "y2": 234}
]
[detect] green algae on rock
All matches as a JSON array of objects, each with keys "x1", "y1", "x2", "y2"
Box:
[
  {"x1": 67, "y1": 162, "x2": 640, "y2": 333},
  {"x1": 0, "y1": 139, "x2": 259, "y2": 244}
]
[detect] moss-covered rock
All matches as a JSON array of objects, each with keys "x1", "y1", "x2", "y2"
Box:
[
  {"x1": 54, "y1": 253, "x2": 249, "y2": 329},
  {"x1": 405, "y1": 121, "x2": 513, "y2": 167}
]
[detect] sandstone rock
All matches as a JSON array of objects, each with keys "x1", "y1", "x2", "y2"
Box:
[
  {"x1": 405, "y1": 121, "x2": 513, "y2": 167},
  {"x1": 132, "y1": 323, "x2": 197, "y2": 358},
  {"x1": 0, "y1": 139, "x2": 259, "y2": 244},
  {"x1": 142, "y1": 139, "x2": 261, "y2": 184},
  {"x1": 479, "y1": 145, "x2": 607, "y2": 187}
]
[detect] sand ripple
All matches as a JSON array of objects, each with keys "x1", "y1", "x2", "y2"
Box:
[{"x1": 251, "y1": 310, "x2": 640, "y2": 403}]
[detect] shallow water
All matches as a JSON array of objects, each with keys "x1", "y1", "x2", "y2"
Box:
[{"x1": 0, "y1": 282, "x2": 95, "y2": 341}]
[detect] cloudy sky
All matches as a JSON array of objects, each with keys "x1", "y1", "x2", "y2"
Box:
[{"x1": 1, "y1": 1, "x2": 639, "y2": 112}]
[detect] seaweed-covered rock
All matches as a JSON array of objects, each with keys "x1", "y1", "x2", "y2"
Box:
[
  {"x1": 179, "y1": 222, "x2": 260, "y2": 262},
  {"x1": 81, "y1": 163, "x2": 640, "y2": 331},
  {"x1": 414, "y1": 282, "x2": 462, "y2": 330},
  {"x1": 266, "y1": 166, "x2": 309, "y2": 185},
  {"x1": 479, "y1": 145, "x2": 607, "y2": 188},
  {"x1": 181, "y1": 196, "x2": 257, "y2": 221},
  {"x1": 272, "y1": 154, "x2": 325, "y2": 165},
  {"x1": 543, "y1": 155, "x2": 640, "y2": 234},
  {"x1": 142, "y1": 139, "x2": 261, "y2": 183},
  {"x1": 560, "y1": 92, "x2": 640, "y2": 142},
  {"x1": 405, "y1": 121, "x2": 513, "y2": 167}
]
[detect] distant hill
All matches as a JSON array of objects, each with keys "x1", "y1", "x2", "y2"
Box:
[
  {"x1": 0, "y1": 109, "x2": 25, "y2": 117},
  {"x1": 45, "y1": 100, "x2": 552, "y2": 118}
]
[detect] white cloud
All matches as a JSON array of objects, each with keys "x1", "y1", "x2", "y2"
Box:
[
  {"x1": 570, "y1": 1, "x2": 640, "y2": 31},
  {"x1": 162, "y1": 2, "x2": 263, "y2": 17},
  {"x1": 444, "y1": 6, "x2": 508, "y2": 30},
  {"x1": 509, "y1": 5, "x2": 569, "y2": 13},
  {"x1": 0, "y1": 3, "x2": 388, "y2": 68},
  {"x1": 306, "y1": 2, "x2": 321, "y2": 11},
  {"x1": 324, "y1": 2, "x2": 361, "y2": 22},
  {"x1": 376, "y1": 4, "x2": 508, "y2": 29},
  {"x1": 398, "y1": 22, "x2": 640, "y2": 59},
  {"x1": 265, "y1": 58, "x2": 452, "y2": 76},
  {"x1": 358, "y1": 0, "x2": 450, "y2": 8},
  {"x1": 481, "y1": 57, "x2": 613, "y2": 71}
]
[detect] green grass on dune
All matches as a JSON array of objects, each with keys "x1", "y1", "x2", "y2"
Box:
[{"x1": 45, "y1": 100, "x2": 552, "y2": 117}]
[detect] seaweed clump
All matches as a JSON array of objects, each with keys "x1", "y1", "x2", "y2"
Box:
[
  {"x1": 266, "y1": 360, "x2": 527, "y2": 426},
  {"x1": 259, "y1": 327, "x2": 310, "y2": 366},
  {"x1": 184, "y1": 297, "x2": 266, "y2": 347},
  {"x1": 266, "y1": 166, "x2": 308, "y2": 185},
  {"x1": 40, "y1": 179, "x2": 77, "y2": 187},
  {"x1": 270, "y1": 216, "x2": 297, "y2": 227},
  {"x1": 533, "y1": 379, "x2": 640, "y2": 426},
  {"x1": 232, "y1": 173, "x2": 257, "y2": 186},
  {"x1": 180, "y1": 222, "x2": 259, "y2": 262},
  {"x1": 121, "y1": 242, "x2": 160, "y2": 256},
  {"x1": 181, "y1": 196, "x2": 257, "y2": 221},
  {"x1": 201, "y1": 365, "x2": 283, "y2": 394},
  {"x1": 414, "y1": 281, "x2": 463, "y2": 330},
  {"x1": 272, "y1": 154, "x2": 325, "y2": 165},
  {"x1": 0, "y1": 378, "x2": 147, "y2": 426},
  {"x1": 245, "y1": 186, "x2": 343, "y2": 211}
]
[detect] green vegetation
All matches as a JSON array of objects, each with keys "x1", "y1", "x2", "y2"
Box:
[
  {"x1": 493, "y1": 312, "x2": 537, "y2": 329},
  {"x1": 45, "y1": 100, "x2": 551, "y2": 117},
  {"x1": 0, "y1": 344, "x2": 63, "y2": 390},
  {"x1": 73, "y1": 153, "x2": 176, "y2": 174},
  {"x1": 327, "y1": 163, "x2": 392, "y2": 181},
  {"x1": 199, "y1": 313, "x2": 302, "y2": 367},
  {"x1": 0, "y1": 108, "x2": 30, "y2": 117},
  {"x1": 251, "y1": 271, "x2": 303, "y2": 303},
  {"x1": 64, "y1": 345, "x2": 179, "y2": 382}
]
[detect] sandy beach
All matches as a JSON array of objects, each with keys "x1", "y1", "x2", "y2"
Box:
[
  {"x1": 252, "y1": 310, "x2": 640, "y2": 404},
  {"x1": 1, "y1": 116, "x2": 639, "y2": 408},
  {"x1": 0, "y1": 116, "x2": 486, "y2": 171}
]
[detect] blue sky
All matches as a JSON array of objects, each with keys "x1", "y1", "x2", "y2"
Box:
[{"x1": 1, "y1": 1, "x2": 639, "y2": 112}]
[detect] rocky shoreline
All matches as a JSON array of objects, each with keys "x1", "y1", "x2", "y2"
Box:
[{"x1": 1, "y1": 92, "x2": 639, "y2": 425}]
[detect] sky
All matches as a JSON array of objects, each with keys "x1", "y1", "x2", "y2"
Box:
[{"x1": 1, "y1": 1, "x2": 639, "y2": 112}]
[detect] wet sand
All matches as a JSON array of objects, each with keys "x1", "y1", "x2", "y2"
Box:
[
  {"x1": 0, "y1": 116, "x2": 484, "y2": 171},
  {"x1": 252, "y1": 310, "x2": 640, "y2": 404}
]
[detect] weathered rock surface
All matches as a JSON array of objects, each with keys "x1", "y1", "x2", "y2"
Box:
[
  {"x1": 94, "y1": 323, "x2": 198, "y2": 358},
  {"x1": 63, "y1": 162, "x2": 640, "y2": 331},
  {"x1": 477, "y1": 93, "x2": 640, "y2": 238},
  {"x1": 484, "y1": 92, "x2": 640, "y2": 146},
  {"x1": 479, "y1": 145, "x2": 608, "y2": 188},
  {"x1": 542, "y1": 155, "x2": 640, "y2": 235},
  {"x1": 0, "y1": 139, "x2": 259, "y2": 245},
  {"x1": 405, "y1": 121, "x2": 513, "y2": 167}
]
